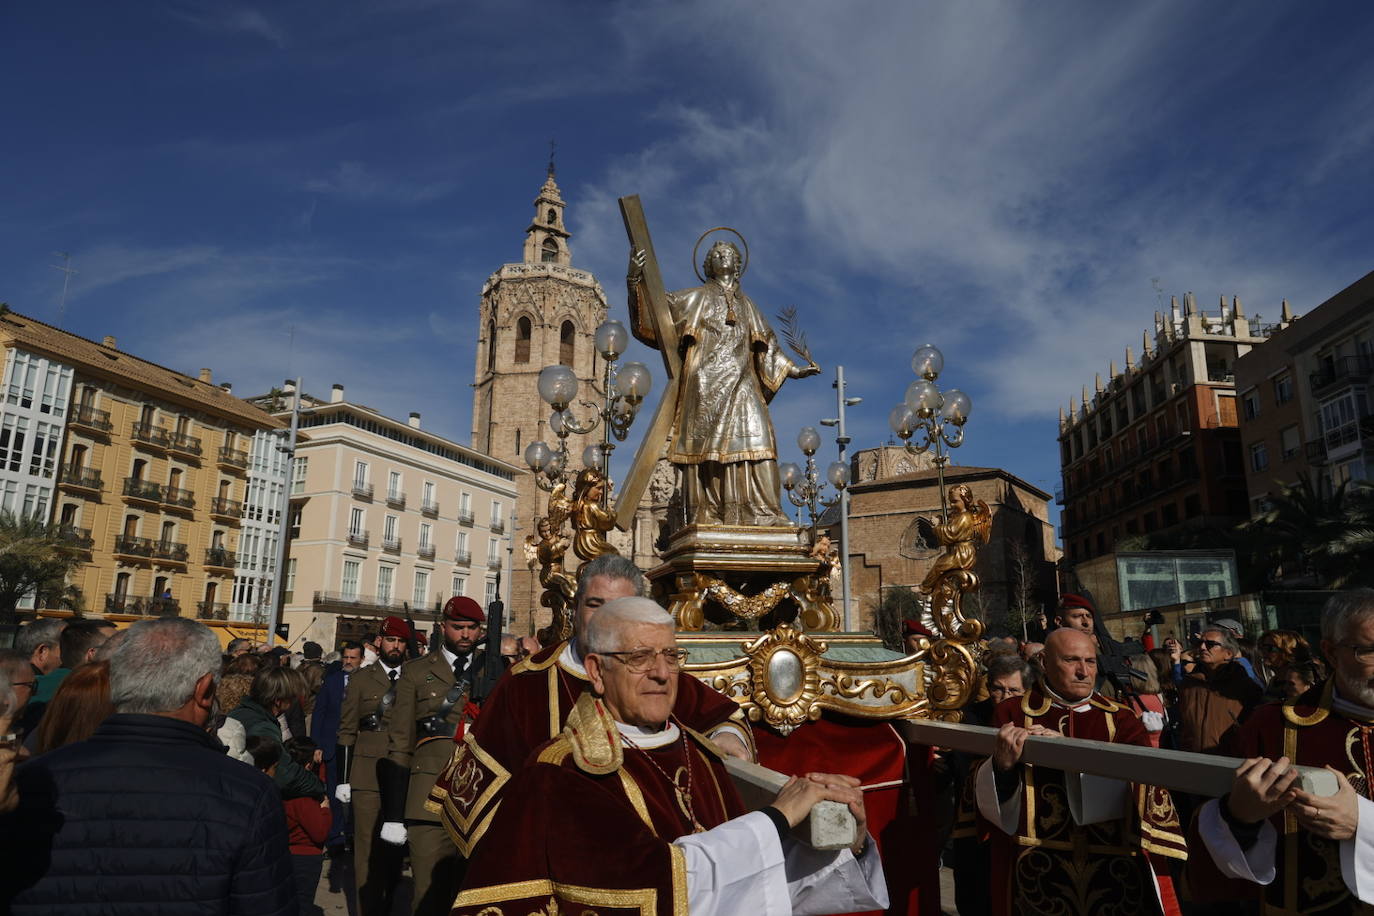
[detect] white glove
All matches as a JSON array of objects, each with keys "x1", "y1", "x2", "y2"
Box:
[
  {"x1": 379, "y1": 821, "x2": 408, "y2": 846},
  {"x1": 334, "y1": 783, "x2": 352, "y2": 804}
]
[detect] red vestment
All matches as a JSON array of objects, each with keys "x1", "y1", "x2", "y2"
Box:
[
  {"x1": 451, "y1": 693, "x2": 743, "y2": 916},
  {"x1": 1188, "y1": 680, "x2": 1374, "y2": 913},
  {"x1": 984, "y1": 689, "x2": 1188, "y2": 916},
  {"x1": 429, "y1": 639, "x2": 751, "y2": 855}
]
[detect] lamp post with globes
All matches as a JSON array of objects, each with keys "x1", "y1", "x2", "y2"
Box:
[
  {"x1": 522, "y1": 319, "x2": 652, "y2": 503},
  {"x1": 888, "y1": 343, "x2": 972, "y2": 522},
  {"x1": 779, "y1": 426, "x2": 850, "y2": 536}
]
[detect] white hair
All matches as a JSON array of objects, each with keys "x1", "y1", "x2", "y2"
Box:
[
  {"x1": 585, "y1": 597, "x2": 674, "y2": 655},
  {"x1": 0, "y1": 666, "x2": 13, "y2": 721},
  {"x1": 109, "y1": 618, "x2": 223, "y2": 714}
]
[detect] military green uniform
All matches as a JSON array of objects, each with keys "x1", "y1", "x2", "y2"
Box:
[
  {"x1": 338, "y1": 660, "x2": 403, "y2": 915},
  {"x1": 386, "y1": 648, "x2": 488, "y2": 916}
]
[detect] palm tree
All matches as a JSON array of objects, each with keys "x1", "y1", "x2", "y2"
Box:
[
  {"x1": 1240, "y1": 473, "x2": 1374, "y2": 587},
  {"x1": 0, "y1": 511, "x2": 86, "y2": 623}
]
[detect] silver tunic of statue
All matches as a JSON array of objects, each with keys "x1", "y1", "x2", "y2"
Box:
[{"x1": 628, "y1": 241, "x2": 819, "y2": 526}]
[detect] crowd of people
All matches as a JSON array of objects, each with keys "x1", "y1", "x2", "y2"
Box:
[{"x1": 0, "y1": 573, "x2": 1372, "y2": 915}]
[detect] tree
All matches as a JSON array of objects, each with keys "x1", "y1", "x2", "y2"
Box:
[
  {"x1": 1004, "y1": 540, "x2": 1041, "y2": 639},
  {"x1": 870, "y1": 585, "x2": 924, "y2": 652},
  {"x1": 1240, "y1": 473, "x2": 1374, "y2": 588},
  {"x1": 0, "y1": 511, "x2": 86, "y2": 623}
]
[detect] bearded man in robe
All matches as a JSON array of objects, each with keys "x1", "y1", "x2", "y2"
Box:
[
  {"x1": 1194, "y1": 587, "x2": 1374, "y2": 911},
  {"x1": 451, "y1": 596, "x2": 887, "y2": 916},
  {"x1": 429, "y1": 555, "x2": 752, "y2": 857},
  {"x1": 976, "y1": 627, "x2": 1187, "y2": 915},
  {"x1": 628, "y1": 239, "x2": 820, "y2": 527}
]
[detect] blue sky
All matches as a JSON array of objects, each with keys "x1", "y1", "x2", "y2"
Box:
[{"x1": 5, "y1": 2, "x2": 1374, "y2": 539}]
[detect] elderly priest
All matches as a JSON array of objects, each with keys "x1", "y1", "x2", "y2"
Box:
[
  {"x1": 975, "y1": 627, "x2": 1187, "y2": 916},
  {"x1": 451, "y1": 597, "x2": 887, "y2": 916}
]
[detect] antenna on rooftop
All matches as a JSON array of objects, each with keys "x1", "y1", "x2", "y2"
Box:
[{"x1": 51, "y1": 252, "x2": 77, "y2": 328}]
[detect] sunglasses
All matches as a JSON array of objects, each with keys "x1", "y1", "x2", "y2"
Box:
[{"x1": 1195, "y1": 638, "x2": 1225, "y2": 650}]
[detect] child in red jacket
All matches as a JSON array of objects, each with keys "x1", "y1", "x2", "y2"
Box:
[{"x1": 245, "y1": 735, "x2": 331, "y2": 916}]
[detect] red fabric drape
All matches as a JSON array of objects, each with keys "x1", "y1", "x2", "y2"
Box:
[{"x1": 754, "y1": 715, "x2": 939, "y2": 916}]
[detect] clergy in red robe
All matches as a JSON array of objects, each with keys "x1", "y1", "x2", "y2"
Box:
[
  {"x1": 975, "y1": 628, "x2": 1187, "y2": 916},
  {"x1": 452, "y1": 597, "x2": 887, "y2": 916},
  {"x1": 1194, "y1": 589, "x2": 1374, "y2": 911},
  {"x1": 428, "y1": 556, "x2": 753, "y2": 856}
]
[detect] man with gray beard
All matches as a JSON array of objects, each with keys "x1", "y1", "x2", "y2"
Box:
[{"x1": 1195, "y1": 588, "x2": 1374, "y2": 911}]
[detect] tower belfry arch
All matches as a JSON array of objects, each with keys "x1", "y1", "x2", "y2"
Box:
[{"x1": 471, "y1": 165, "x2": 607, "y2": 631}]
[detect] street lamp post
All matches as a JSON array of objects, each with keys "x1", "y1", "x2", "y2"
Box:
[
  {"x1": 819, "y1": 365, "x2": 862, "y2": 630},
  {"x1": 779, "y1": 426, "x2": 850, "y2": 535},
  {"x1": 522, "y1": 319, "x2": 652, "y2": 496},
  {"x1": 887, "y1": 344, "x2": 973, "y2": 522}
]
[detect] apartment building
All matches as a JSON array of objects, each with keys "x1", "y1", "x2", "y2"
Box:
[
  {"x1": 1058, "y1": 293, "x2": 1268, "y2": 565},
  {"x1": 1236, "y1": 269, "x2": 1373, "y2": 511},
  {"x1": 0, "y1": 309, "x2": 283, "y2": 642},
  {"x1": 253, "y1": 383, "x2": 521, "y2": 647}
]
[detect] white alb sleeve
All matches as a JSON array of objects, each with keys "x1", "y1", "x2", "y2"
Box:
[
  {"x1": 1197, "y1": 798, "x2": 1277, "y2": 884},
  {"x1": 975, "y1": 758, "x2": 1023, "y2": 836},
  {"x1": 1340, "y1": 794, "x2": 1374, "y2": 902},
  {"x1": 673, "y1": 811, "x2": 790, "y2": 916}
]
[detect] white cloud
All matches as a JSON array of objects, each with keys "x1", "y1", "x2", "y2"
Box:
[{"x1": 168, "y1": 3, "x2": 286, "y2": 47}]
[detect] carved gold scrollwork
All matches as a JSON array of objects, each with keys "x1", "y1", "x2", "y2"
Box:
[{"x1": 742, "y1": 624, "x2": 827, "y2": 735}]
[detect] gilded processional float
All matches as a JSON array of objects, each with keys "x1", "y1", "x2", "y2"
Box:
[{"x1": 518, "y1": 195, "x2": 987, "y2": 908}]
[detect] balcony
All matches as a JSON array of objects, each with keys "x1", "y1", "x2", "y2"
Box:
[
  {"x1": 454, "y1": 550, "x2": 471, "y2": 566},
  {"x1": 1310, "y1": 354, "x2": 1374, "y2": 395},
  {"x1": 167, "y1": 432, "x2": 203, "y2": 458},
  {"x1": 312, "y1": 590, "x2": 411, "y2": 615},
  {"x1": 1054, "y1": 485, "x2": 1065, "y2": 505},
  {"x1": 130, "y1": 422, "x2": 170, "y2": 450},
  {"x1": 217, "y1": 446, "x2": 249, "y2": 471},
  {"x1": 104, "y1": 594, "x2": 182, "y2": 617},
  {"x1": 210, "y1": 497, "x2": 243, "y2": 520},
  {"x1": 487, "y1": 556, "x2": 503, "y2": 570},
  {"x1": 123, "y1": 478, "x2": 164, "y2": 504},
  {"x1": 458, "y1": 509, "x2": 474, "y2": 526},
  {"x1": 162, "y1": 486, "x2": 196, "y2": 512},
  {"x1": 347, "y1": 530, "x2": 370, "y2": 548},
  {"x1": 113, "y1": 535, "x2": 156, "y2": 559},
  {"x1": 69, "y1": 404, "x2": 113, "y2": 433},
  {"x1": 59, "y1": 464, "x2": 103, "y2": 493},
  {"x1": 56, "y1": 525, "x2": 93, "y2": 551},
  {"x1": 489, "y1": 518, "x2": 506, "y2": 534},
  {"x1": 386, "y1": 491, "x2": 406, "y2": 510},
  {"x1": 154, "y1": 540, "x2": 189, "y2": 563},
  {"x1": 204, "y1": 547, "x2": 237, "y2": 569},
  {"x1": 1305, "y1": 416, "x2": 1374, "y2": 465},
  {"x1": 421, "y1": 500, "x2": 439, "y2": 517},
  {"x1": 352, "y1": 482, "x2": 374, "y2": 501},
  {"x1": 418, "y1": 543, "x2": 435, "y2": 560},
  {"x1": 197, "y1": 601, "x2": 230, "y2": 620},
  {"x1": 382, "y1": 536, "x2": 402, "y2": 553}
]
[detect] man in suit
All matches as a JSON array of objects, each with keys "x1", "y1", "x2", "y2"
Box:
[
  {"x1": 382, "y1": 597, "x2": 501, "y2": 916},
  {"x1": 336, "y1": 622, "x2": 408, "y2": 915},
  {"x1": 312, "y1": 641, "x2": 362, "y2": 855}
]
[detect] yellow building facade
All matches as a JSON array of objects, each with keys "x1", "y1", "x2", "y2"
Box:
[{"x1": 0, "y1": 310, "x2": 283, "y2": 644}]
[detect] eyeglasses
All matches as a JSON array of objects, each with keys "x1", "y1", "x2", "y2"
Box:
[
  {"x1": 1337, "y1": 643, "x2": 1374, "y2": 662},
  {"x1": 599, "y1": 648, "x2": 690, "y2": 673},
  {"x1": 987, "y1": 684, "x2": 1025, "y2": 697}
]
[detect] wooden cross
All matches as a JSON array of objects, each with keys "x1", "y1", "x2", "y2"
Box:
[{"x1": 613, "y1": 195, "x2": 682, "y2": 530}]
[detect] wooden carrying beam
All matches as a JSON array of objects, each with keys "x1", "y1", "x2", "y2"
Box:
[
  {"x1": 724, "y1": 757, "x2": 857, "y2": 851},
  {"x1": 900, "y1": 719, "x2": 1339, "y2": 798}
]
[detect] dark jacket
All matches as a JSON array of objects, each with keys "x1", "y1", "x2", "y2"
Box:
[
  {"x1": 310, "y1": 667, "x2": 347, "y2": 761},
  {"x1": 0, "y1": 713, "x2": 298, "y2": 916},
  {"x1": 228, "y1": 698, "x2": 326, "y2": 799}
]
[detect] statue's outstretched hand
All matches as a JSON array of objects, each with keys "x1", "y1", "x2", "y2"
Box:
[
  {"x1": 627, "y1": 249, "x2": 646, "y2": 285},
  {"x1": 790, "y1": 360, "x2": 821, "y2": 379}
]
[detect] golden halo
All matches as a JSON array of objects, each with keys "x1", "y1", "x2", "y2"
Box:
[{"x1": 692, "y1": 227, "x2": 750, "y2": 283}]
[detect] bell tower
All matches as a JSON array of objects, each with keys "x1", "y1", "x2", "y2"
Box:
[{"x1": 471, "y1": 164, "x2": 607, "y2": 632}]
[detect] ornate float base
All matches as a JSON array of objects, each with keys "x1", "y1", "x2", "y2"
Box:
[{"x1": 646, "y1": 524, "x2": 840, "y2": 631}]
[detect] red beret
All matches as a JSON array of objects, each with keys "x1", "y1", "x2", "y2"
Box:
[
  {"x1": 443, "y1": 596, "x2": 485, "y2": 623},
  {"x1": 1058, "y1": 593, "x2": 1096, "y2": 614},
  {"x1": 413, "y1": 629, "x2": 428, "y2": 646},
  {"x1": 902, "y1": 618, "x2": 934, "y2": 638},
  {"x1": 380, "y1": 616, "x2": 410, "y2": 639}
]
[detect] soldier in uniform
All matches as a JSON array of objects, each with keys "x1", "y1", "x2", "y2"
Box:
[
  {"x1": 336, "y1": 616, "x2": 408, "y2": 915},
  {"x1": 381, "y1": 596, "x2": 497, "y2": 916}
]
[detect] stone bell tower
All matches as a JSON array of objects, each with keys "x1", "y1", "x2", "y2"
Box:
[{"x1": 471, "y1": 163, "x2": 608, "y2": 633}]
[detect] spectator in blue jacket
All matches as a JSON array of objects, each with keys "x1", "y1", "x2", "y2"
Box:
[{"x1": 0, "y1": 616, "x2": 298, "y2": 915}]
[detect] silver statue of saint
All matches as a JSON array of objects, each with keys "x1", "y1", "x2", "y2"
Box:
[{"x1": 628, "y1": 240, "x2": 819, "y2": 526}]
